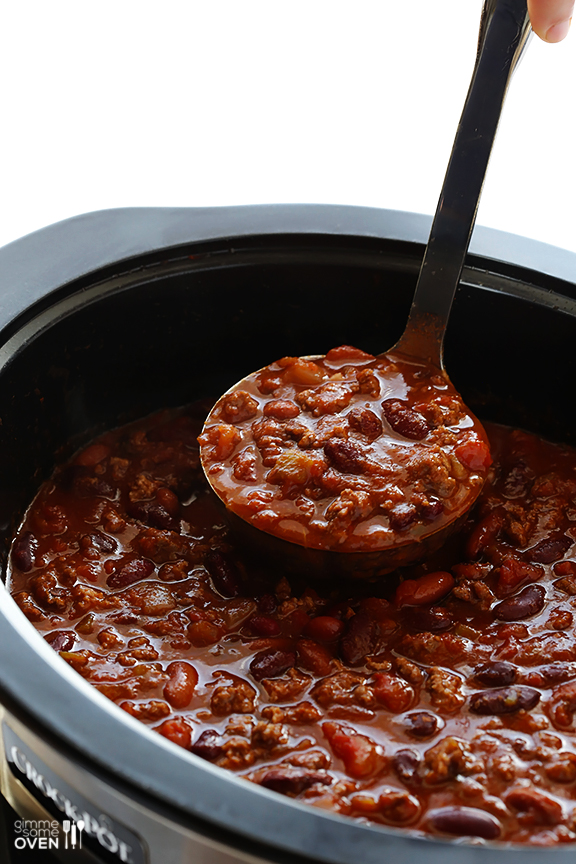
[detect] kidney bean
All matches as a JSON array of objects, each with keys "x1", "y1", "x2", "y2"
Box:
[
  {"x1": 249, "y1": 615, "x2": 282, "y2": 638},
  {"x1": 263, "y1": 400, "x2": 300, "y2": 420},
  {"x1": 45, "y1": 630, "x2": 76, "y2": 652},
  {"x1": 88, "y1": 530, "x2": 117, "y2": 554},
  {"x1": 494, "y1": 584, "x2": 546, "y2": 621},
  {"x1": 554, "y1": 560, "x2": 576, "y2": 578},
  {"x1": 163, "y1": 661, "x2": 198, "y2": 709},
  {"x1": 323, "y1": 439, "x2": 365, "y2": 474},
  {"x1": 382, "y1": 399, "x2": 430, "y2": 440},
  {"x1": 204, "y1": 550, "x2": 243, "y2": 598},
  {"x1": 403, "y1": 711, "x2": 440, "y2": 739},
  {"x1": 526, "y1": 535, "x2": 572, "y2": 564},
  {"x1": 403, "y1": 606, "x2": 453, "y2": 632},
  {"x1": 304, "y1": 615, "x2": 345, "y2": 643},
  {"x1": 221, "y1": 598, "x2": 256, "y2": 630},
  {"x1": 127, "y1": 501, "x2": 179, "y2": 531},
  {"x1": 325, "y1": 600, "x2": 351, "y2": 619},
  {"x1": 428, "y1": 806, "x2": 501, "y2": 840},
  {"x1": 190, "y1": 729, "x2": 223, "y2": 761},
  {"x1": 347, "y1": 407, "x2": 382, "y2": 440},
  {"x1": 340, "y1": 614, "x2": 380, "y2": 665},
  {"x1": 281, "y1": 607, "x2": 311, "y2": 639},
  {"x1": 75, "y1": 613, "x2": 96, "y2": 635},
  {"x1": 156, "y1": 717, "x2": 192, "y2": 750},
  {"x1": 466, "y1": 509, "x2": 505, "y2": 559},
  {"x1": 297, "y1": 639, "x2": 333, "y2": 677},
  {"x1": 358, "y1": 597, "x2": 391, "y2": 621},
  {"x1": 395, "y1": 571, "x2": 454, "y2": 608},
  {"x1": 502, "y1": 458, "x2": 531, "y2": 497},
  {"x1": 504, "y1": 788, "x2": 563, "y2": 825},
  {"x1": 81, "y1": 480, "x2": 117, "y2": 500},
  {"x1": 258, "y1": 593, "x2": 277, "y2": 615},
  {"x1": 249, "y1": 637, "x2": 295, "y2": 653},
  {"x1": 155, "y1": 487, "x2": 180, "y2": 517},
  {"x1": 419, "y1": 498, "x2": 444, "y2": 522},
  {"x1": 75, "y1": 443, "x2": 110, "y2": 467},
  {"x1": 107, "y1": 558, "x2": 155, "y2": 589},
  {"x1": 469, "y1": 685, "x2": 540, "y2": 715},
  {"x1": 11, "y1": 531, "x2": 38, "y2": 572},
  {"x1": 473, "y1": 661, "x2": 517, "y2": 688},
  {"x1": 250, "y1": 649, "x2": 296, "y2": 681},
  {"x1": 528, "y1": 664, "x2": 576, "y2": 688},
  {"x1": 260, "y1": 767, "x2": 330, "y2": 795},
  {"x1": 388, "y1": 503, "x2": 418, "y2": 531},
  {"x1": 392, "y1": 749, "x2": 421, "y2": 784}
]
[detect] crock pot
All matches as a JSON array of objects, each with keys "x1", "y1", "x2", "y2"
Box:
[{"x1": 0, "y1": 204, "x2": 575, "y2": 864}]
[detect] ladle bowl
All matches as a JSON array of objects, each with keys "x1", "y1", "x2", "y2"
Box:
[{"x1": 201, "y1": 342, "x2": 491, "y2": 579}]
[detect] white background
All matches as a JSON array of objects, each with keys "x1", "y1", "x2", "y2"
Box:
[{"x1": 0, "y1": 0, "x2": 574, "y2": 254}]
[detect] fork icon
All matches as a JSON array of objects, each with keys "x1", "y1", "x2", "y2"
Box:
[{"x1": 62, "y1": 820, "x2": 71, "y2": 849}]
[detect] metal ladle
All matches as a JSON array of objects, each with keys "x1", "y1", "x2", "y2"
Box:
[
  {"x1": 200, "y1": 0, "x2": 532, "y2": 579},
  {"x1": 394, "y1": 0, "x2": 531, "y2": 371}
]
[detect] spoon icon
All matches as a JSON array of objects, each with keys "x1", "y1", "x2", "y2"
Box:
[{"x1": 200, "y1": 0, "x2": 532, "y2": 578}]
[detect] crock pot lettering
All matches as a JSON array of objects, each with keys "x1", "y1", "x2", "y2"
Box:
[
  {"x1": 4, "y1": 725, "x2": 144, "y2": 864},
  {"x1": 9, "y1": 402, "x2": 576, "y2": 844}
]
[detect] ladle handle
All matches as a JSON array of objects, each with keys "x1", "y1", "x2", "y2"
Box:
[{"x1": 395, "y1": 0, "x2": 531, "y2": 369}]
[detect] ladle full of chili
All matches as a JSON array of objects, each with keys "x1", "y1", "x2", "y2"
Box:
[{"x1": 199, "y1": 0, "x2": 532, "y2": 579}]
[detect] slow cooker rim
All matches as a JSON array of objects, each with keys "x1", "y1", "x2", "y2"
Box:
[
  {"x1": 0, "y1": 204, "x2": 575, "y2": 342},
  {"x1": 1, "y1": 205, "x2": 575, "y2": 863}
]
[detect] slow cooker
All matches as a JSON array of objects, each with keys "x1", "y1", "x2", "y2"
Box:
[{"x1": 0, "y1": 203, "x2": 575, "y2": 864}]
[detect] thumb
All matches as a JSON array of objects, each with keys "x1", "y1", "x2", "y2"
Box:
[{"x1": 527, "y1": 0, "x2": 573, "y2": 41}]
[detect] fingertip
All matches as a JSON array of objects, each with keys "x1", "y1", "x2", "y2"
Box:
[
  {"x1": 528, "y1": 0, "x2": 574, "y2": 42},
  {"x1": 544, "y1": 18, "x2": 572, "y2": 41}
]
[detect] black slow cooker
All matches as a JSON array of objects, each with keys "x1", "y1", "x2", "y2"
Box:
[{"x1": 0, "y1": 204, "x2": 575, "y2": 864}]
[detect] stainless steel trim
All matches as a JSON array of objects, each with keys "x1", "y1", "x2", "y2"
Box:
[{"x1": 0, "y1": 708, "x2": 275, "y2": 864}]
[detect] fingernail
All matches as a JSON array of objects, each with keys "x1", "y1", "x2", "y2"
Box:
[{"x1": 545, "y1": 18, "x2": 571, "y2": 42}]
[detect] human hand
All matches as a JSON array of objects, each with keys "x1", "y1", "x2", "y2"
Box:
[{"x1": 528, "y1": 0, "x2": 573, "y2": 41}]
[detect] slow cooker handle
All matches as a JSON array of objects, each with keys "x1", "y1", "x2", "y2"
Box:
[{"x1": 394, "y1": 0, "x2": 531, "y2": 369}]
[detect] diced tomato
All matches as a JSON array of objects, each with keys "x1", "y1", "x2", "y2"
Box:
[
  {"x1": 455, "y1": 437, "x2": 492, "y2": 472},
  {"x1": 322, "y1": 721, "x2": 384, "y2": 778},
  {"x1": 156, "y1": 718, "x2": 192, "y2": 750},
  {"x1": 372, "y1": 672, "x2": 414, "y2": 713}
]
